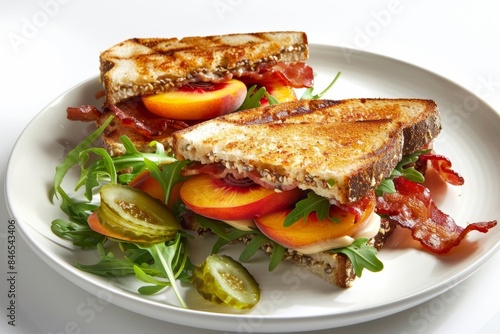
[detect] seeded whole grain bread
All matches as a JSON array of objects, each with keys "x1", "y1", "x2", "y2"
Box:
[
  {"x1": 99, "y1": 31, "x2": 309, "y2": 106},
  {"x1": 183, "y1": 213, "x2": 396, "y2": 288},
  {"x1": 173, "y1": 98, "x2": 441, "y2": 205}
]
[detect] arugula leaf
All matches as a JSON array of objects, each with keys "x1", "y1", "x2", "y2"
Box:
[
  {"x1": 195, "y1": 214, "x2": 230, "y2": 241},
  {"x1": 214, "y1": 229, "x2": 286, "y2": 271},
  {"x1": 375, "y1": 150, "x2": 429, "y2": 196},
  {"x1": 73, "y1": 137, "x2": 176, "y2": 200},
  {"x1": 52, "y1": 116, "x2": 114, "y2": 200},
  {"x1": 239, "y1": 234, "x2": 268, "y2": 262},
  {"x1": 283, "y1": 191, "x2": 334, "y2": 227},
  {"x1": 374, "y1": 179, "x2": 396, "y2": 197},
  {"x1": 50, "y1": 187, "x2": 103, "y2": 248},
  {"x1": 51, "y1": 219, "x2": 105, "y2": 248},
  {"x1": 268, "y1": 242, "x2": 286, "y2": 271},
  {"x1": 76, "y1": 243, "x2": 161, "y2": 277},
  {"x1": 56, "y1": 187, "x2": 97, "y2": 224},
  {"x1": 144, "y1": 159, "x2": 190, "y2": 206},
  {"x1": 120, "y1": 243, "x2": 155, "y2": 264},
  {"x1": 330, "y1": 238, "x2": 383, "y2": 277},
  {"x1": 78, "y1": 147, "x2": 117, "y2": 200},
  {"x1": 300, "y1": 71, "x2": 341, "y2": 100},
  {"x1": 196, "y1": 214, "x2": 286, "y2": 271},
  {"x1": 237, "y1": 85, "x2": 268, "y2": 111},
  {"x1": 211, "y1": 228, "x2": 251, "y2": 254},
  {"x1": 134, "y1": 266, "x2": 170, "y2": 295},
  {"x1": 137, "y1": 234, "x2": 190, "y2": 308},
  {"x1": 264, "y1": 91, "x2": 280, "y2": 105}
]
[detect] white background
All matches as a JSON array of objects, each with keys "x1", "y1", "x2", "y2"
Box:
[{"x1": 1, "y1": 0, "x2": 500, "y2": 333}]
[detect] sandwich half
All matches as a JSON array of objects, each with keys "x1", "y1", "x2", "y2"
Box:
[
  {"x1": 68, "y1": 31, "x2": 313, "y2": 156},
  {"x1": 99, "y1": 31, "x2": 310, "y2": 106},
  {"x1": 171, "y1": 98, "x2": 441, "y2": 287}
]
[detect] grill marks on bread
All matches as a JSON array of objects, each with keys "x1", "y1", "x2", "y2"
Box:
[{"x1": 99, "y1": 31, "x2": 309, "y2": 105}]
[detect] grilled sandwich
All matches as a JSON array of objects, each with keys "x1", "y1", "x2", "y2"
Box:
[
  {"x1": 172, "y1": 98, "x2": 496, "y2": 287},
  {"x1": 65, "y1": 31, "x2": 497, "y2": 289},
  {"x1": 68, "y1": 31, "x2": 313, "y2": 156},
  {"x1": 99, "y1": 31, "x2": 309, "y2": 106}
]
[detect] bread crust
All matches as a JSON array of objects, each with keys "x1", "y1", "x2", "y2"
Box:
[
  {"x1": 99, "y1": 31, "x2": 309, "y2": 105},
  {"x1": 182, "y1": 212, "x2": 396, "y2": 288}
]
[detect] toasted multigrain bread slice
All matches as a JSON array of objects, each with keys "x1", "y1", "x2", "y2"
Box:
[
  {"x1": 182, "y1": 211, "x2": 397, "y2": 288},
  {"x1": 173, "y1": 98, "x2": 441, "y2": 204},
  {"x1": 99, "y1": 31, "x2": 308, "y2": 106}
]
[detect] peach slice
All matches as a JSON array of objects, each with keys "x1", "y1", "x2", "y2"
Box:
[
  {"x1": 260, "y1": 78, "x2": 297, "y2": 106},
  {"x1": 254, "y1": 201, "x2": 375, "y2": 254},
  {"x1": 179, "y1": 174, "x2": 303, "y2": 221},
  {"x1": 141, "y1": 79, "x2": 247, "y2": 120}
]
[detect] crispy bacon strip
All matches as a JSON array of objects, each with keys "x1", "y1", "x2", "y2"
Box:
[
  {"x1": 333, "y1": 191, "x2": 376, "y2": 224},
  {"x1": 68, "y1": 102, "x2": 191, "y2": 138},
  {"x1": 376, "y1": 177, "x2": 497, "y2": 253},
  {"x1": 67, "y1": 105, "x2": 102, "y2": 121},
  {"x1": 271, "y1": 62, "x2": 314, "y2": 88},
  {"x1": 239, "y1": 62, "x2": 314, "y2": 88},
  {"x1": 419, "y1": 153, "x2": 464, "y2": 186},
  {"x1": 108, "y1": 100, "x2": 191, "y2": 137},
  {"x1": 182, "y1": 162, "x2": 227, "y2": 178}
]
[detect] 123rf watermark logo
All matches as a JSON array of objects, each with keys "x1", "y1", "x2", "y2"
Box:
[{"x1": 6, "y1": 0, "x2": 72, "y2": 53}]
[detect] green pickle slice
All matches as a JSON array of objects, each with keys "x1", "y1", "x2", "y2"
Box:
[
  {"x1": 191, "y1": 254, "x2": 260, "y2": 309},
  {"x1": 98, "y1": 184, "x2": 180, "y2": 243}
]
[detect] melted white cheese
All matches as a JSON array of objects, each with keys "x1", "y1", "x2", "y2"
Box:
[
  {"x1": 292, "y1": 211, "x2": 382, "y2": 255},
  {"x1": 221, "y1": 219, "x2": 256, "y2": 231},
  {"x1": 222, "y1": 211, "x2": 382, "y2": 254}
]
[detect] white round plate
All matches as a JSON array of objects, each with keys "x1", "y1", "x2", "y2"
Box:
[{"x1": 6, "y1": 45, "x2": 500, "y2": 333}]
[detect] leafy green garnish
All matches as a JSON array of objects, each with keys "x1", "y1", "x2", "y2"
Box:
[
  {"x1": 283, "y1": 191, "x2": 338, "y2": 227},
  {"x1": 51, "y1": 135, "x2": 178, "y2": 248},
  {"x1": 195, "y1": 214, "x2": 230, "y2": 241},
  {"x1": 237, "y1": 85, "x2": 279, "y2": 111},
  {"x1": 78, "y1": 136, "x2": 176, "y2": 200},
  {"x1": 330, "y1": 238, "x2": 383, "y2": 277},
  {"x1": 76, "y1": 243, "x2": 161, "y2": 277},
  {"x1": 300, "y1": 71, "x2": 341, "y2": 100},
  {"x1": 51, "y1": 218, "x2": 104, "y2": 248},
  {"x1": 51, "y1": 127, "x2": 194, "y2": 308},
  {"x1": 375, "y1": 150, "x2": 429, "y2": 196},
  {"x1": 52, "y1": 118, "x2": 176, "y2": 202},
  {"x1": 52, "y1": 116, "x2": 114, "y2": 200},
  {"x1": 135, "y1": 233, "x2": 192, "y2": 307},
  {"x1": 196, "y1": 217, "x2": 286, "y2": 271},
  {"x1": 76, "y1": 235, "x2": 193, "y2": 308},
  {"x1": 144, "y1": 158, "x2": 190, "y2": 206},
  {"x1": 50, "y1": 187, "x2": 103, "y2": 248}
]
